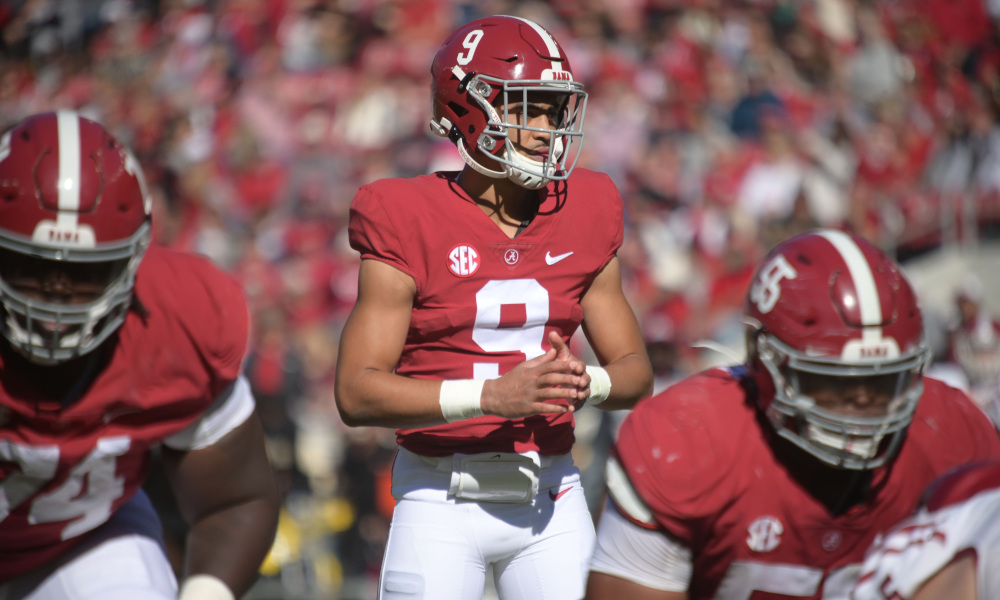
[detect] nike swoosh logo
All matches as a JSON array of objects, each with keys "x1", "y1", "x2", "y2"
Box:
[
  {"x1": 549, "y1": 486, "x2": 573, "y2": 501},
  {"x1": 545, "y1": 251, "x2": 573, "y2": 265}
]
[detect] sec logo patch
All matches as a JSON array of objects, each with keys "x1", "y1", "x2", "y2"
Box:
[
  {"x1": 448, "y1": 244, "x2": 480, "y2": 277},
  {"x1": 746, "y1": 516, "x2": 783, "y2": 553}
]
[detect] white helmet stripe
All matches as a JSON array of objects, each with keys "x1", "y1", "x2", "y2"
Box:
[
  {"x1": 816, "y1": 230, "x2": 882, "y2": 328},
  {"x1": 55, "y1": 110, "x2": 82, "y2": 230},
  {"x1": 506, "y1": 16, "x2": 563, "y2": 71}
]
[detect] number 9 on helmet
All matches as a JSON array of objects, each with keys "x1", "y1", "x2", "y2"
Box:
[{"x1": 429, "y1": 15, "x2": 587, "y2": 190}]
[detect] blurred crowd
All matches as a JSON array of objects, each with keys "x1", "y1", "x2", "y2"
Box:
[{"x1": 5, "y1": 0, "x2": 1000, "y2": 597}]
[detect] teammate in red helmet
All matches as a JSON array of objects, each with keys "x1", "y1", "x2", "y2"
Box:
[
  {"x1": 335, "y1": 15, "x2": 653, "y2": 600},
  {"x1": 0, "y1": 111, "x2": 278, "y2": 600},
  {"x1": 585, "y1": 229, "x2": 1000, "y2": 600}
]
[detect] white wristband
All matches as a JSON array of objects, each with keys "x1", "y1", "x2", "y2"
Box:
[
  {"x1": 585, "y1": 366, "x2": 612, "y2": 406},
  {"x1": 177, "y1": 574, "x2": 235, "y2": 600},
  {"x1": 439, "y1": 379, "x2": 486, "y2": 422}
]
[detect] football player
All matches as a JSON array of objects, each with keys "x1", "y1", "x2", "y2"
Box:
[
  {"x1": 334, "y1": 15, "x2": 653, "y2": 600},
  {"x1": 852, "y1": 461, "x2": 1000, "y2": 600},
  {"x1": 0, "y1": 112, "x2": 279, "y2": 600},
  {"x1": 585, "y1": 229, "x2": 1000, "y2": 600}
]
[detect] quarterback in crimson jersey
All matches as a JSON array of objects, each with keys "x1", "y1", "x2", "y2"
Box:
[
  {"x1": 586, "y1": 229, "x2": 1000, "y2": 600},
  {"x1": 349, "y1": 166, "x2": 623, "y2": 457},
  {"x1": 0, "y1": 112, "x2": 278, "y2": 600},
  {"x1": 335, "y1": 15, "x2": 653, "y2": 600},
  {"x1": 852, "y1": 462, "x2": 1000, "y2": 600}
]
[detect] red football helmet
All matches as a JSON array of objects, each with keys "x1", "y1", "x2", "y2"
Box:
[
  {"x1": 744, "y1": 229, "x2": 930, "y2": 470},
  {"x1": 0, "y1": 111, "x2": 152, "y2": 365},
  {"x1": 429, "y1": 15, "x2": 587, "y2": 189}
]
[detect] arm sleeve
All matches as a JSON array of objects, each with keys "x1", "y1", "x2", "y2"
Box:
[
  {"x1": 348, "y1": 184, "x2": 412, "y2": 276},
  {"x1": 163, "y1": 375, "x2": 255, "y2": 450},
  {"x1": 590, "y1": 500, "x2": 692, "y2": 592}
]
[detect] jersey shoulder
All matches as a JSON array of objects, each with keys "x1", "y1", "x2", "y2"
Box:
[
  {"x1": 130, "y1": 245, "x2": 250, "y2": 387},
  {"x1": 614, "y1": 368, "x2": 760, "y2": 519},
  {"x1": 347, "y1": 173, "x2": 455, "y2": 273},
  {"x1": 565, "y1": 167, "x2": 618, "y2": 192},
  {"x1": 905, "y1": 376, "x2": 1000, "y2": 462},
  {"x1": 562, "y1": 167, "x2": 623, "y2": 247},
  {"x1": 922, "y1": 461, "x2": 1000, "y2": 511}
]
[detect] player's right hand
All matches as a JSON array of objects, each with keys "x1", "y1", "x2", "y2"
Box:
[{"x1": 479, "y1": 349, "x2": 583, "y2": 419}]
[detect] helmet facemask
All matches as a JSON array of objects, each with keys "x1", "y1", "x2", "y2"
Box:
[
  {"x1": 0, "y1": 224, "x2": 150, "y2": 365},
  {"x1": 436, "y1": 68, "x2": 587, "y2": 189},
  {"x1": 755, "y1": 329, "x2": 930, "y2": 470}
]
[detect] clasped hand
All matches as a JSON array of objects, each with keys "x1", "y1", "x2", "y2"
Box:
[{"x1": 479, "y1": 331, "x2": 592, "y2": 418}]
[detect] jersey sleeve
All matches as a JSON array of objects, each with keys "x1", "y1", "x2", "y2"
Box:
[
  {"x1": 138, "y1": 247, "x2": 252, "y2": 402},
  {"x1": 348, "y1": 182, "x2": 413, "y2": 277},
  {"x1": 917, "y1": 379, "x2": 1000, "y2": 461},
  {"x1": 604, "y1": 173, "x2": 624, "y2": 259},
  {"x1": 610, "y1": 370, "x2": 740, "y2": 544},
  {"x1": 584, "y1": 170, "x2": 625, "y2": 268},
  {"x1": 181, "y1": 254, "x2": 251, "y2": 398},
  {"x1": 163, "y1": 374, "x2": 255, "y2": 450},
  {"x1": 590, "y1": 499, "x2": 692, "y2": 591}
]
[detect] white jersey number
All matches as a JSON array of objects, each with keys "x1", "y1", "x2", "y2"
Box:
[
  {"x1": 749, "y1": 255, "x2": 797, "y2": 314},
  {"x1": 715, "y1": 561, "x2": 858, "y2": 600},
  {"x1": 471, "y1": 279, "x2": 550, "y2": 380},
  {"x1": 456, "y1": 30, "x2": 484, "y2": 65},
  {"x1": 0, "y1": 437, "x2": 131, "y2": 540}
]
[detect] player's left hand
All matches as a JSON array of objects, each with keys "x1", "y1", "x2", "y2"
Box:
[{"x1": 548, "y1": 331, "x2": 591, "y2": 411}]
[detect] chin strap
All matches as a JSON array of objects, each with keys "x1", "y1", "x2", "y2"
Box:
[
  {"x1": 456, "y1": 137, "x2": 509, "y2": 179},
  {"x1": 504, "y1": 145, "x2": 550, "y2": 190},
  {"x1": 432, "y1": 121, "x2": 556, "y2": 190}
]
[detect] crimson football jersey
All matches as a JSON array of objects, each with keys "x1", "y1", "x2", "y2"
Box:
[
  {"x1": 853, "y1": 462, "x2": 1000, "y2": 599},
  {"x1": 0, "y1": 244, "x2": 250, "y2": 581},
  {"x1": 610, "y1": 366, "x2": 1000, "y2": 600},
  {"x1": 348, "y1": 169, "x2": 623, "y2": 456}
]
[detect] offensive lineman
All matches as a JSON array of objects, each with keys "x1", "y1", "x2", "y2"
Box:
[
  {"x1": 585, "y1": 229, "x2": 1000, "y2": 600},
  {"x1": 334, "y1": 15, "x2": 653, "y2": 600},
  {"x1": 852, "y1": 461, "x2": 1000, "y2": 600},
  {"x1": 0, "y1": 111, "x2": 279, "y2": 600}
]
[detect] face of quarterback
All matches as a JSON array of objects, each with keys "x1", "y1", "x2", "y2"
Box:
[{"x1": 499, "y1": 91, "x2": 570, "y2": 164}]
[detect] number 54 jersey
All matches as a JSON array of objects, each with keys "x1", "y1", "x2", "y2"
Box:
[
  {"x1": 607, "y1": 366, "x2": 1000, "y2": 600},
  {"x1": 0, "y1": 245, "x2": 252, "y2": 581},
  {"x1": 348, "y1": 169, "x2": 623, "y2": 458}
]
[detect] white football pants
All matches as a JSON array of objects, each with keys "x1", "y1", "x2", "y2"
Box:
[
  {"x1": 0, "y1": 491, "x2": 177, "y2": 600},
  {"x1": 379, "y1": 448, "x2": 596, "y2": 600}
]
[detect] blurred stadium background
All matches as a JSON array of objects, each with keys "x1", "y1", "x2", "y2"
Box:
[{"x1": 4, "y1": 1, "x2": 1000, "y2": 598}]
